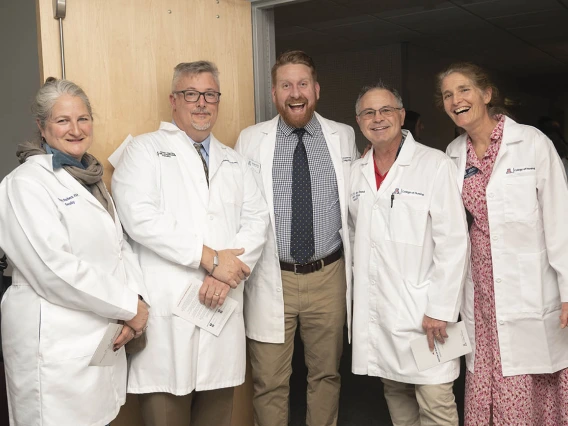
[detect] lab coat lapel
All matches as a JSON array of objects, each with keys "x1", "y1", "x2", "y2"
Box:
[
  {"x1": 208, "y1": 134, "x2": 228, "y2": 183},
  {"x1": 170, "y1": 132, "x2": 209, "y2": 208},
  {"x1": 259, "y1": 117, "x2": 278, "y2": 239}
]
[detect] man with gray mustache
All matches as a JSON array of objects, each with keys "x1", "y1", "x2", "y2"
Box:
[{"x1": 236, "y1": 51, "x2": 358, "y2": 426}]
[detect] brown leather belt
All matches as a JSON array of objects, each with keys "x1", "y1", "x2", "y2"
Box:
[{"x1": 279, "y1": 248, "x2": 343, "y2": 275}]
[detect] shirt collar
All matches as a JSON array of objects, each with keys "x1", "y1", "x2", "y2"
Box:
[
  {"x1": 277, "y1": 114, "x2": 321, "y2": 137},
  {"x1": 172, "y1": 119, "x2": 211, "y2": 154}
]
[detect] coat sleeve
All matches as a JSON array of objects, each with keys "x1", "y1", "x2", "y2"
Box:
[
  {"x1": 0, "y1": 176, "x2": 138, "y2": 320},
  {"x1": 425, "y1": 158, "x2": 469, "y2": 322},
  {"x1": 111, "y1": 138, "x2": 203, "y2": 269},
  {"x1": 229, "y1": 159, "x2": 269, "y2": 271},
  {"x1": 535, "y1": 133, "x2": 568, "y2": 301}
]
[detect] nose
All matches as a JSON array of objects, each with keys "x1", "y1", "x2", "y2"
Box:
[
  {"x1": 69, "y1": 120, "x2": 81, "y2": 135},
  {"x1": 290, "y1": 84, "x2": 301, "y2": 99},
  {"x1": 372, "y1": 110, "x2": 384, "y2": 122},
  {"x1": 196, "y1": 93, "x2": 207, "y2": 107}
]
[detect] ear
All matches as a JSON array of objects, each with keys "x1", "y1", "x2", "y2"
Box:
[
  {"x1": 36, "y1": 119, "x2": 45, "y2": 137},
  {"x1": 483, "y1": 87, "x2": 492, "y2": 105},
  {"x1": 315, "y1": 81, "x2": 321, "y2": 100},
  {"x1": 400, "y1": 108, "x2": 406, "y2": 126},
  {"x1": 271, "y1": 86, "x2": 277, "y2": 105},
  {"x1": 169, "y1": 93, "x2": 176, "y2": 109}
]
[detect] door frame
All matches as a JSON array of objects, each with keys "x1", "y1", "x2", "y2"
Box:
[{"x1": 248, "y1": 0, "x2": 309, "y2": 122}]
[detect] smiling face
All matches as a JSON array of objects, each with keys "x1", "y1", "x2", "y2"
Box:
[
  {"x1": 356, "y1": 89, "x2": 405, "y2": 149},
  {"x1": 272, "y1": 64, "x2": 320, "y2": 128},
  {"x1": 39, "y1": 94, "x2": 93, "y2": 161},
  {"x1": 441, "y1": 72, "x2": 492, "y2": 133},
  {"x1": 170, "y1": 72, "x2": 219, "y2": 142}
]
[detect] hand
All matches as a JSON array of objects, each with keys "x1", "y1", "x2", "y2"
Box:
[
  {"x1": 113, "y1": 324, "x2": 136, "y2": 351},
  {"x1": 125, "y1": 298, "x2": 149, "y2": 334},
  {"x1": 199, "y1": 275, "x2": 231, "y2": 309},
  {"x1": 422, "y1": 315, "x2": 448, "y2": 352},
  {"x1": 560, "y1": 302, "x2": 568, "y2": 328},
  {"x1": 201, "y1": 246, "x2": 250, "y2": 288}
]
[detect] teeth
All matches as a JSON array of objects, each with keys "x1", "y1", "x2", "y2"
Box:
[
  {"x1": 289, "y1": 103, "x2": 304, "y2": 107},
  {"x1": 455, "y1": 107, "x2": 470, "y2": 114}
]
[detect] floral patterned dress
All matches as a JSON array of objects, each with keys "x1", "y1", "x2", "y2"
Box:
[{"x1": 462, "y1": 116, "x2": 568, "y2": 426}]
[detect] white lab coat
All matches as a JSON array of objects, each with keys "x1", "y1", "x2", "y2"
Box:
[
  {"x1": 0, "y1": 155, "x2": 144, "y2": 426},
  {"x1": 235, "y1": 113, "x2": 358, "y2": 343},
  {"x1": 349, "y1": 132, "x2": 468, "y2": 384},
  {"x1": 446, "y1": 117, "x2": 568, "y2": 376},
  {"x1": 111, "y1": 122, "x2": 269, "y2": 394}
]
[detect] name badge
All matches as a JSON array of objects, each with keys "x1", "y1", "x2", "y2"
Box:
[
  {"x1": 248, "y1": 159, "x2": 261, "y2": 173},
  {"x1": 464, "y1": 166, "x2": 479, "y2": 179}
]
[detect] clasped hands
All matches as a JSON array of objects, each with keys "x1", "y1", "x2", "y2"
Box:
[
  {"x1": 199, "y1": 246, "x2": 250, "y2": 309},
  {"x1": 114, "y1": 297, "x2": 149, "y2": 351}
]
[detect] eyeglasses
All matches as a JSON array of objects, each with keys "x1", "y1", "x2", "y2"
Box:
[
  {"x1": 357, "y1": 106, "x2": 403, "y2": 120},
  {"x1": 173, "y1": 90, "x2": 221, "y2": 104}
]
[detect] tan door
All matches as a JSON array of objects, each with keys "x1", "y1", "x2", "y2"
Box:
[{"x1": 36, "y1": 0, "x2": 255, "y2": 424}]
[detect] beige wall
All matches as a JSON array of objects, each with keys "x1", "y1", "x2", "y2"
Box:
[{"x1": 36, "y1": 0, "x2": 256, "y2": 424}]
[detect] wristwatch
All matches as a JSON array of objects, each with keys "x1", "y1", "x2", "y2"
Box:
[{"x1": 210, "y1": 250, "x2": 219, "y2": 276}]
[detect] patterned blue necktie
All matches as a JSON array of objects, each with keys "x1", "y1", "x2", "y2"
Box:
[{"x1": 290, "y1": 128, "x2": 314, "y2": 264}]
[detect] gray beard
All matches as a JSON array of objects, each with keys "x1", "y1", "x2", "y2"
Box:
[{"x1": 192, "y1": 121, "x2": 211, "y2": 131}]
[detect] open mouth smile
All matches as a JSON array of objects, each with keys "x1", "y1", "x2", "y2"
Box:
[{"x1": 454, "y1": 106, "x2": 470, "y2": 115}]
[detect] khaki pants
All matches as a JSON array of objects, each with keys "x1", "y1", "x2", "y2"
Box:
[
  {"x1": 381, "y1": 378, "x2": 458, "y2": 426},
  {"x1": 248, "y1": 258, "x2": 346, "y2": 426},
  {"x1": 138, "y1": 387, "x2": 234, "y2": 426}
]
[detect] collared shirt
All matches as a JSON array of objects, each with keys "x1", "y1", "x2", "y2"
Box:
[
  {"x1": 272, "y1": 114, "x2": 342, "y2": 263},
  {"x1": 372, "y1": 133, "x2": 407, "y2": 190},
  {"x1": 172, "y1": 120, "x2": 211, "y2": 166}
]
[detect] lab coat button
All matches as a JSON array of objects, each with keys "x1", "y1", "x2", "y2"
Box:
[
  {"x1": 489, "y1": 193, "x2": 495, "y2": 198},
  {"x1": 373, "y1": 204, "x2": 378, "y2": 210},
  {"x1": 209, "y1": 215, "x2": 214, "y2": 220},
  {"x1": 492, "y1": 235, "x2": 499, "y2": 241},
  {"x1": 496, "y1": 278, "x2": 502, "y2": 283},
  {"x1": 118, "y1": 253, "x2": 123, "y2": 260},
  {"x1": 276, "y1": 287, "x2": 282, "y2": 292},
  {"x1": 371, "y1": 243, "x2": 376, "y2": 248},
  {"x1": 499, "y1": 320, "x2": 504, "y2": 325}
]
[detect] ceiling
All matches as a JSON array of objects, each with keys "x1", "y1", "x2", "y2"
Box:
[{"x1": 274, "y1": 0, "x2": 568, "y2": 85}]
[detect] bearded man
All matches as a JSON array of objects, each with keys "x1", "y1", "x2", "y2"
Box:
[{"x1": 235, "y1": 50, "x2": 358, "y2": 426}]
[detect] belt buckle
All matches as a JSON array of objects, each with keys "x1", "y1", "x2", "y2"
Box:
[{"x1": 293, "y1": 263, "x2": 301, "y2": 275}]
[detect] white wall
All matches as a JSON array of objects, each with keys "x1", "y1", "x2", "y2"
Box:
[{"x1": 0, "y1": 0, "x2": 40, "y2": 181}]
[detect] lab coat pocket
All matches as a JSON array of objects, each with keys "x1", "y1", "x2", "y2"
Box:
[
  {"x1": 396, "y1": 279, "x2": 429, "y2": 333},
  {"x1": 386, "y1": 200, "x2": 428, "y2": 246},
  {"x1": 517, "y1": 251, "x2": 546, "y2": 312},
  {"x1": 504, "y1": 176, "x2": 538, "y2": 222}
]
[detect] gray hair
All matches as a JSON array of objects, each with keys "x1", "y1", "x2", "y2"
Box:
[
  {"x1": 171, "y1": 61, "x2": 220, "y2": 92},
  {"x1": 32, "y1": 77, "x2": 93, "y2": 129},
  {"x1": 355, "y1": 81, "x2": 404, "y2": 115}
]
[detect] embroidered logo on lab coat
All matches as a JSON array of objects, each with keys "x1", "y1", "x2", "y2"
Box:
[
  {"x1": 157, "y1": 151, "x2": 177, "y2": 158},
  {"x1": 506, "y1": 166, "x2": 535, "y2": 174}
]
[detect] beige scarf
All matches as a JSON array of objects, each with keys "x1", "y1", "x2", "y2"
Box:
[{"x1": 17, "y1": 140, "x2": 115, "y2": 221}]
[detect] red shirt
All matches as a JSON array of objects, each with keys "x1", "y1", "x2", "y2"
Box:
[{"x1": 373, "y1": 158, "x2": 388, "y2": 190}]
